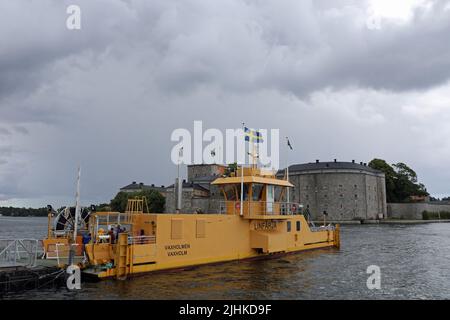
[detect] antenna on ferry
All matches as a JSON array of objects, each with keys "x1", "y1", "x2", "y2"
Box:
[
  {"x1": 240, "y1": 122, "x2": 245, "y2": 217},
  {"x1": 176, "y1": 147, "x2": 183, "y2": 213},
  {"x1": 286, "y1": 137, "x2": 293, "y2": 206},
  {"x1": 74, "y1": 165, "x2": 81, "y2": 242}
]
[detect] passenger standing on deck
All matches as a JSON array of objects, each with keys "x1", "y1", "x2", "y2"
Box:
[
  {"x1": 139, "y1": 229, "x2": 145, "y2": 244},
  {"x1": 117, "y1": 225, "x2": 123, "y2": 241},
  {"x1": 108, "y1": 227, "x2": 115, "y2": 244},
  {"x1": 82, "y1": 233, "x2": 91, "y2": 255},
  {"x1": 115, "y1": 224, "x2": 122, "y2": 240}
]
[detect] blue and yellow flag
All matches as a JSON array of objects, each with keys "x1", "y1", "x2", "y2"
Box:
[{"x1": 244, "y1": 127, "x2": 264, "y2": 143}]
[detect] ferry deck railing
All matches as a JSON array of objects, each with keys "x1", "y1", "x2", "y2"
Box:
[
  {"x1": 92, "y1": 212, "x2": 133, "y2": 242},
  {"x1": 218, "y1": 200, "x2": 303, "y2": 216},
  {"x1": 215, "y1": 201, "x2": 334, "y2": 231},
  {"x1": 95, "y1": 212, "x2": 133, "y2": 226},
  {"x1": 127, "y1": 235, "x2": 156, "y2": 245},
  {"x1": 310, "y1": 225, "x2": 336, "y2": 232}
]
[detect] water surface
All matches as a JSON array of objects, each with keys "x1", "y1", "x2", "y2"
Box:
[{"x1": 1, "y1": 216, "x2": 450, "y2": 299}]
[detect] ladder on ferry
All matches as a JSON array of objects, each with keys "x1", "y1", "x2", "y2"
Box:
[{"x1": 115, "y1": 233, "x2": 128, "y2": 280}]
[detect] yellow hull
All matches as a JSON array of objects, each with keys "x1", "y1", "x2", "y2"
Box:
[
  {"x1": 93, "y1": 242, "x2": 337, "y2": 279},
  {"x1": 84, "y1": 213, "x2": 340, "y2": 279}
]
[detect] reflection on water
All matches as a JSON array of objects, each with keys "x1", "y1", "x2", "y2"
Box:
[{"x1": 1, "y1": 216, "x2": 450, "y2": 299}]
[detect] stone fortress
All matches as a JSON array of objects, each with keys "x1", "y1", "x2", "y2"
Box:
[
  {"x1": 164, "y1": 164, "x2": 225, "y2": 214},
  {"x1": 280, "y1": 160, "x2": 387, "y2": 220},
  {"x1": 153, "y1": 160, "x2": 387, "y2": 221}
]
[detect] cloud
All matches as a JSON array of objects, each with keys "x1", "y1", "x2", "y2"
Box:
[
  {"x1": 0, "y1": 128, "x2": 11, "y2": 136},
  {"x1": 13, "y1": 126, "x2": 29, "y2": 135},
  {"x1": 1, "y1": 0, "x2": 450, "y2": 206}
]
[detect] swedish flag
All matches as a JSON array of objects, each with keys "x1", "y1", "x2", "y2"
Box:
[{"x1": 244, "y1": 127, "x2": 264, "y2": 143}]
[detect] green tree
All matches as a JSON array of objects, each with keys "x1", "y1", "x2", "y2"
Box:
[
  {"x1": 224, "y1": 162, "x2": 238, "y2": 176},
  {"x1": 393, "y1": 163, "x2": 418, "y2": 183},
  {"x1": 96, "y1": 203, "x2": 111, "y2": 212},
  {"x1": 0, "y1": 206, "x2": 48, "y2": 217},
  {"x1": 368, "y1": 159, "x2": 398, "y2": 202},
  {"x1": 110, "y1": 191, "x2": 129, "y2": 212},
  {"x1": 110, "y1": 190, "x2": 165, "y2": 213},
  {"x1": 369, "y1": 159, "x2": 429, "y2": 203}
]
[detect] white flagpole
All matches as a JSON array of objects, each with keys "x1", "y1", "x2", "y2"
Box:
[
  {"x1": 240, "y1": 163, "x2": 244, "y2": 216},
  {"x1": 177, "y1": 147, "x2": 183, "y2": 213},
  {"x1": 286, "y1": 137, "x2": 291, "y2": 213},
  {"x1": 74, "y1": 166, "x2": 81, "y2": 242},
  {"x1": 240, "y1": 123, "x2": 245, "y2": 216}
]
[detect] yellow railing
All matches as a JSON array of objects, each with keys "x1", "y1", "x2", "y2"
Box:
[{"x1": 219, "y1": 201, "x2": 302, "y2": 216}]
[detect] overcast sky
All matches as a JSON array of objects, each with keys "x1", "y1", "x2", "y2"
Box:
[{"x1": 1, "y1": 0, "x2": 450, "y2": 208}]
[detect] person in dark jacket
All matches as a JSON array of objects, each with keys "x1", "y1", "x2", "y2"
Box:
[{"x1": 108, "y1": 227, "x2": 115, "y2": 244}]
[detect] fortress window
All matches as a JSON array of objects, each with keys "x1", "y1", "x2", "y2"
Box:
[
  {"x1": 354, "y1": 185, "x2": 358, "y2": 189},
  {"x1": 354, "y1": 194, "x2": 358, "y2": 199},
  {"x1": 305, "y1": 195, "x2": 309, "y2": 200},
  {"x1": 324, "y1": 194, "x2": 328, "y2": 198},
  {"x1": 296, "y1": 221, "x2": 301, "y2": 231},
  {"x1": 340, "y1": 194, "x2": 343, "y2": 198},
  {"x1": 287, "y1": 221, "x2": 291, "y2": 232}
]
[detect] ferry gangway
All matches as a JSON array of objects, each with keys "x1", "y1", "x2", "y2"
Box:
[{"x1": 0, "y1": 239, "x2": 42, "y2": 267}]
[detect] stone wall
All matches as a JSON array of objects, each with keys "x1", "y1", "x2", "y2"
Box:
[
  {"x1": 387, "y1": 203, "x2": 450, "y2": 220},
  {"x1": 165, "y1": 188, "x2": 196, "y2": 213},
  {"x1": 187, "y1": 164, "x2": 226, "y2": 181},
  {"x1": 288, "y1": 169, "x2": 386, "y2": 221}
]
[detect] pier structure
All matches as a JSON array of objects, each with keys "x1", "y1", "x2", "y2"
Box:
[{"x1": 0, "y1": 239, "x2": 69, "y2": 295}]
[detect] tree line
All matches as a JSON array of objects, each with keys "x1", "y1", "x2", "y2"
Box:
[
  {"x1": 0, "y1": 206, "x2": 48, "y2": 217},
  {"x1": 1, "y1": 189, "x2": 165, "y2": 217}
]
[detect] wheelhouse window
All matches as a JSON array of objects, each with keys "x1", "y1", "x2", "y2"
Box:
[
  {"x1": 223, "y1": 185, "x2": 237, "y2": 200},
  {"x1": 252, "y1": 184, "x2": 264, "y2": 201},
  {"x1": 287, "y1": 221, "x2": 291, "y2": 232},
  {"x1": 296, "y1": 221, "x2": 301, "y2": 231}
]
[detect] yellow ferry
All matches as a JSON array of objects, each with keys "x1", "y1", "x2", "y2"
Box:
[{"x1": 42, "y1": 166, "x2": 340, "y2": 280}]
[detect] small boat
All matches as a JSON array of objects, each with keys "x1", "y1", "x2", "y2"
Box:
[{"x1": 42, "y1": 165, "x2": 340, "y2": 280}]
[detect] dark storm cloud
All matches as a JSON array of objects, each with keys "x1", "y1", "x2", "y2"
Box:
[
  {"x1": 0, "y1": 0, "x2": 136, "y2": 123},
  {"x1": 13, "y1": 126, "x2": 29, "y2": 135},
  {"x1": 2, "y1": 0, "x2": 450, "y2": 113},
  {"x1": 0, "y1": 128, "x2": 11, "y2": 136},
  {"x1": 322, "y1": 2, "x2": 450, "y2": 92},
  {"x1": 1, "y1": 0, "x2": 450, "y2": 205}
]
